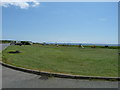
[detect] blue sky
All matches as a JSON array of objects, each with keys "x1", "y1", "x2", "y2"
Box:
[{"x1": 2, "y1": 2, "x2": 118, "y2": 44}]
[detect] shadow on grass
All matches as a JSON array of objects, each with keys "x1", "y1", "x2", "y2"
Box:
[{"x1": 8, "y1": 50, "x2": 21, "y2": 54}]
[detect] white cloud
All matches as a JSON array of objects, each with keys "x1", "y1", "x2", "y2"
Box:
[{"x1": 0, "y1": 0, "x2": 40, "y2": 9}]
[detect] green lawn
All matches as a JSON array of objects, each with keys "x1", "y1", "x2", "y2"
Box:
[
  {"x1": 2, "y1": 45, "x2": 118, "y2": 77},
  {"x1": 0, "y1": 52, "x2": 2, "y2": 61}
]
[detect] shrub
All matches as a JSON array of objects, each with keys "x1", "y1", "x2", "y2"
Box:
[
  {"x1": 91, "y1": 45, "x2": 96, "y2": 48},
  {"x1": 105, "y1": 45, "x2": 109, "y2": 48},
  {"x1": 15, "y1": 43, "x2": 22, "y2": 46},
  {"x1": 21, "y1": 41, "x2": 31, "y2": 45}
]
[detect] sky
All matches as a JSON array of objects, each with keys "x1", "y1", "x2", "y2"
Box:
[{"x1": 2, "y1": 2, "x2": 118, "y2": 44}]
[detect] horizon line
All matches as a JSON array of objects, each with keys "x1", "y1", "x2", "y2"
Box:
[{"x1": 1, "y1": 39, "x2": 118, "y2": 45}]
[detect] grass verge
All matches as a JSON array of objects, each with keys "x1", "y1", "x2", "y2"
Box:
[{"x1": 2, "y1": 45, "x2": 118, "y2": 77}]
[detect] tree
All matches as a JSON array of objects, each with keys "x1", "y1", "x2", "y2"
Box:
[{"x1": 21, "y1": 41, "x2": 31, "y2": 45}]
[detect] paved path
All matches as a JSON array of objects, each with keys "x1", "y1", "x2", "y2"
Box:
[
  {"x1": 2, "y1": 66, "x2": 119, "y2": 88},
  {"x1": 0, "y1": 43, "x2": 10, "y2": 51},
  {"x1": 1, "y1": 44, "x2": 119, "y2": 88},
  {"x1": 2, "y1": 67, "x2": 118, "y2": 88}
]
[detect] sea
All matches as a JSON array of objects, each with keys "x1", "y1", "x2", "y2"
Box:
[{"x1": 46, "y1": 43, "x2": 119, "y2": 46}]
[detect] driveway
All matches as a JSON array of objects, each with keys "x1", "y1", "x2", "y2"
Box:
[{"x1": 1, "y1": 44, "x2": 119, "y2": 88}]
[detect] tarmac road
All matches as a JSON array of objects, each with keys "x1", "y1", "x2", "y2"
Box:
[
  {"x1": 1, "y1": 44, "x2": 119, "y2": 88},
  {"x1": 2, "y1": 66, "x2": 119, "y2": 88},
  {"x1": 0, "y1": 43, "x2": 10, "y2": 51}
]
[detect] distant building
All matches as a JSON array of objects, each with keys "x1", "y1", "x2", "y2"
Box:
[
  {"x1": 10, "y1": 41, "x2": 16, "y2": 45},
  {"x1": 16, "y1": 41, "x2": 21, "y2": 44},
  {"x1": 27, "y1": 41, "x2": 33, "y2": 45}
]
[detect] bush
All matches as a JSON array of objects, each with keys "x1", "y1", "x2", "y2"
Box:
[
  {"x1": 15, "y1": 43, "x2": 22, "y2": 46},
  {"x1": 105, "y1": 45, "x2": 109, "y2": 48},
  {"x1": 21, "y1": 41, "x2": 31, "y2": 45},
  {"x1": 91, "y1": 45, "x2": 96, "y2": 48}
]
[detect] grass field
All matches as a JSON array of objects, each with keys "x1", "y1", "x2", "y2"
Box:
[
  {"x1": 0, "y1": 52, "x2": 2, "y2": 61},
  {"x1": 2, "y1": 45, "x2": 118, "y2": 77}
]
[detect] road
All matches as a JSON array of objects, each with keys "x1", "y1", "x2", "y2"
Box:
[
  {"x1": 0, "y1": 43, "x2": 10, "y2": 51},
  {"x1": 1, "y1": 44, "x2": 119, "y2": 88}
]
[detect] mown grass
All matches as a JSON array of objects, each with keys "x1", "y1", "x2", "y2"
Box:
[
  {"x1": 0, "y1": 52, "x2": 2, "y2": 61},
  {"x1": 2, "y1": 45, "x2": 118, "y2": 77}
]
